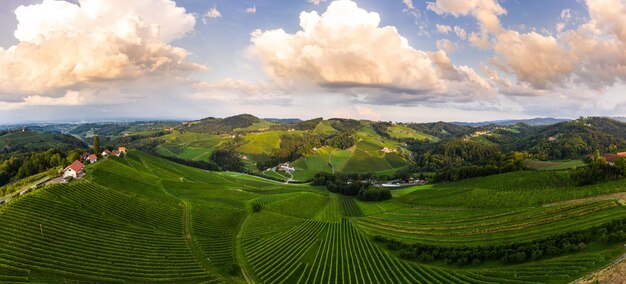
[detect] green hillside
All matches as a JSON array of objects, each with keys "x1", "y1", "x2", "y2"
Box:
[
  {"x1": 1, "y1": 151, "x2": 625, "y2": 283},
  {"x1": 0, "y1": 131, "x2": 87, "y2": 152}
]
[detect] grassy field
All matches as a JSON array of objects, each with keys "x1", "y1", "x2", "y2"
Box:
[
  {"x1": 524, "y1": 159, "x2": 585, "y2": 171},
  {"x1": 385, "y1": 124, "x2": 438, "y2": 141},
  {"x1": 396, "y1": 170, "x2": 626, "y2": 208},
  {"x1": 1, "y1": 150, "x2": 625, "y2": 283}
]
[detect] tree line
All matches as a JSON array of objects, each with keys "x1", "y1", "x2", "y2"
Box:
[{"x1": 312, "y1": 172, "x2": 392, "y2": 201}]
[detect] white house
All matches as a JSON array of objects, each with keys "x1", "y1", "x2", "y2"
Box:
[
  {"x1": 102, "y1": 149, "x2": 111, "y2": 156},
  {"x1": 88, "y1": 154, "x2": 98, "y2": 164},
  {"x1": 63, "y1": 160, "x2": 85, "y2": 179}
]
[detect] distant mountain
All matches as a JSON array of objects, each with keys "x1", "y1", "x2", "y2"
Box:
[{"x1": 453, "y1": 118, "x2": 570, "y2": 127}]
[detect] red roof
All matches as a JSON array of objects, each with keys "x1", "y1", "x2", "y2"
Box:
[
  {"x1": 103, "y1": 150, "x2": 111, "y2": 154},
  {"x1": 88, "y1": 154, "x2": 97, "y2": 161},
  {"x1": 119, "y1": 147, "x2": 127, "y2": 151},
  {"x1": 112, "y1": 150, "x2": 120, "y2": 155},
  {"x1": 64, "y1": 160, "x2": 84, "y2": 173}
]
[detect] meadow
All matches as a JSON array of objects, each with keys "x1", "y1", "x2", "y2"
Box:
[{"x1": 0, "y1": 150, "x2": 624, "y2": 283}]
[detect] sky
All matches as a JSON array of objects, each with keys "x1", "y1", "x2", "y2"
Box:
[{"x1": 1, "y1": 0, "x2": 626, "y2": 123}]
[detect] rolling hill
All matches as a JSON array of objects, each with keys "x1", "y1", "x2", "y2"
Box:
[{"x1": 1, "y1": 150, "x2": 625, "y2": 283}]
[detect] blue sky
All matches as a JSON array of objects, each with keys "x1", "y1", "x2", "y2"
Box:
[{"x1": 0, "y1": 0, "x2": 625, "y2": 123}]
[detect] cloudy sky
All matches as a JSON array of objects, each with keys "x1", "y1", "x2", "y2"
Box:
[{"x1": 1, "y1": 0, "x2": 626, "y2": 123}]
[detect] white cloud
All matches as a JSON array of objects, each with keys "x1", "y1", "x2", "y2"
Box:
[
  {"x1": 436, "y1": 24, "x2": 452, "y2": 34},
  {"x1": 246, "y1": 6, "x2": 257, "y2": 14},
  {"x1": 402, "y1": 0, "x2": 415, "y2": 10},
  {"x1": 436, "y1": 39, "x2": 458, "y2": 53},
  {"x1": 453, "y1": 26, "x2": 467, "y2": 39},
  {"x1": 249, "y1": 0, "x2": 492, "y2": 105},
  {"x1": 203, "y1": 7, "x2": 222, "y2": 23},
  {"x1": 560, "y1": 9, "x2": 572, "y2": 20},
  {"x1": 0, "y1": 0, "x2": 203, "y2": 97},
  {"x1": 427, "y1": 0, "x2": 506, "y2": 34},
  {"x1": 493, "y1": 31, "x2": 574, "y2": 89},
  {"x1": 308, "y1": 0, "x2": 326, "y2": 5}
]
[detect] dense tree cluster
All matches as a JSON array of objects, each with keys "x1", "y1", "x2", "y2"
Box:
[
  {"x1": 571, "y1": 150, "x2": 626, "y2": 185},
  {"x1": 257, "y1": 133, "x2": 322, "y2": 170},
  {"x1": 324, "y1": 131, "x2": 357, "y2": 150},
  {"x1": 209, "y1": 149, "x2": 245, "y2": 172},
  {"x1": 357, "y1": 187, "x2": 392, "y2": 201},
  {"x1": 375, "y1": 218, "x2": 626, "y2": 266},
  {"x1": 186, "y1": 114, "x2": 260, "y2": 134},
  {"x1": 0, "y1": 149, "x2": 68, "y2": 188},
  {"x1": 312, "y1": 172, "x2": 390, "y2": 201},
  {"x1": 410, "y1": 139, "x2": 526, "y2": 182}
]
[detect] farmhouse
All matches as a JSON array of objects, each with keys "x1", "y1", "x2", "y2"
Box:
[
  {"x1": 382, "y1": 147, "x2": 395, "y2": 154},
  {"x1": 119, "y1": 147, "x2": 128, "y2": 153},
  {"x1": 278, "y1": 162, "x2": 295, "y2": 172},
  {"x1": 88, "y1": 154, "x2": 98, "y2": 164},
  {"x1": 63, "y1": 160, "x2": 85, "y2": 179},
  {"x1": 111, "y1": 150, "x2": 121, "y2": 157},
  {"x1": 102, "y1": 149, "x2": 111, "y2": 156}
]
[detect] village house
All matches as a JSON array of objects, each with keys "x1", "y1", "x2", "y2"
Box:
[
  {"x1": 63, "y1": 160, "x2": 85, "y2": 179},
  {"x1": 618, "y1": 152, "x2": 626, "y2": 157},
  {"x1": 239, "y1": 154, "x2": 249, "y2": 160},
  {"x1": 79, "y1": 152, "x2": 89, "y2": 161},
  {"x1": 118, "y1": 147, "x2": 127, "y2": 154},
  {"x1": 382, "y1": 147, "x2": 395, "y2": 154},
  {"x1": 278, "y1": 162, "x2": 295, "y2": 172},
  {"x1": 111, "y1": 150, "x2": 121, "y2": 157},
  {"x1": 102, "y1": 149, "x2": 111, "y2": 156},
  {"x1": 88, "y1": 154, "x2": 98, "y2": 164}
]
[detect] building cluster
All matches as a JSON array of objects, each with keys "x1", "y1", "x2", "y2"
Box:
[
  {"x1": 277, "y1": 162, "x2": 295, "y2": 173},
  {"x1": 600, "y1": 151, "x2": 626, "y2": 164},
  {"x1": 62, "y1": 147, "x2": 127, "y2": 179}
]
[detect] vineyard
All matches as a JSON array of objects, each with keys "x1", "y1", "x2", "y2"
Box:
[
  {"x1": 356, "y1": 200, "x2": 626, "y2": 245},
  {"x1": 0, "y1": 150, "x2": 625, "y2": 283}
]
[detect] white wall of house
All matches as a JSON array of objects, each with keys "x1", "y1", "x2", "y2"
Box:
[{"x1": 63, "y1": 169, "x2": 77, "y2": 178}]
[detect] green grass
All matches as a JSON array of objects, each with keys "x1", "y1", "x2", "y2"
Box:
[
  {"x1": 397, "y1": 171, "x2": 626, "y2": 208},
  {"x1": 356, "y1": 200, "x2": 626, "y2": 246},
  {"x1": 242, "y1": 218, "x2": 548, "y2": 284},
  {"x1": 524, "y1": 159, "x2": 585, "y2": 171},
  {"x1": 385, "y1": 124, "x2": 438, "y2": 141},
  {"x1": 237, "y1": 131, "x2": 291, "y2": 155},
  {"x1": 2, "y1": 150, "x2": 626, "y2": 283}
]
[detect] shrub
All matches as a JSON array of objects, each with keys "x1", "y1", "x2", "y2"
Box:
[
  {"x1": 224, "y1": 262, "x2": 240, "y2": 275},
  {"x1": 252, "y1": 203, "x2": 261, "y2": 212}
]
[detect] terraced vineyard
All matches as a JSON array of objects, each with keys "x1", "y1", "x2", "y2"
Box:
[
  {"x1": 356, "y1": 200, "x2": 626, "y2": 245},
  {"x1": 1, "y1": 150, "x2": 626, "y2": 283}
]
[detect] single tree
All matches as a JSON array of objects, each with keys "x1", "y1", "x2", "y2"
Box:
[{"x1": 93, "y1": 136, "x2": 100, "y2": 155}]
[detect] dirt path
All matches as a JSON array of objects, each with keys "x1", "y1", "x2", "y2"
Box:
[
  {"x1": 544, "y1": 192, "x2": 626, "y2": 207},
  {"x1": 235, "y1": 213, "x2": 254, "y2": 284},
  {"x1": 573, "y1": 251, "x2": 626, "y2": 284},
  {"x1": 328, "y1": 151, "x2": 335, "y2": 174},
  {"x1": 181, "y1": 202, "x2": 215, "y2": 274}
]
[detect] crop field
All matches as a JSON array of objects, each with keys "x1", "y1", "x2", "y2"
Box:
[
  {"x1": 237, "y1": 131, "x2": 290, "y2": 155},
  {"x1": 524, "y1": 159, "x2": 585, "y2": 171},
  {"x1": 398, "y1": 170, "x2": 626, "y2": 208},
  {"x1": 356, "y1": 200, "x2": 626, "y2": 245},
  {"x1": 1, "y1": 150, "x2": 625, "y2": 283},
  {"x1": 385, "y1": 124, "x2": 438, "y2": 141}
]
